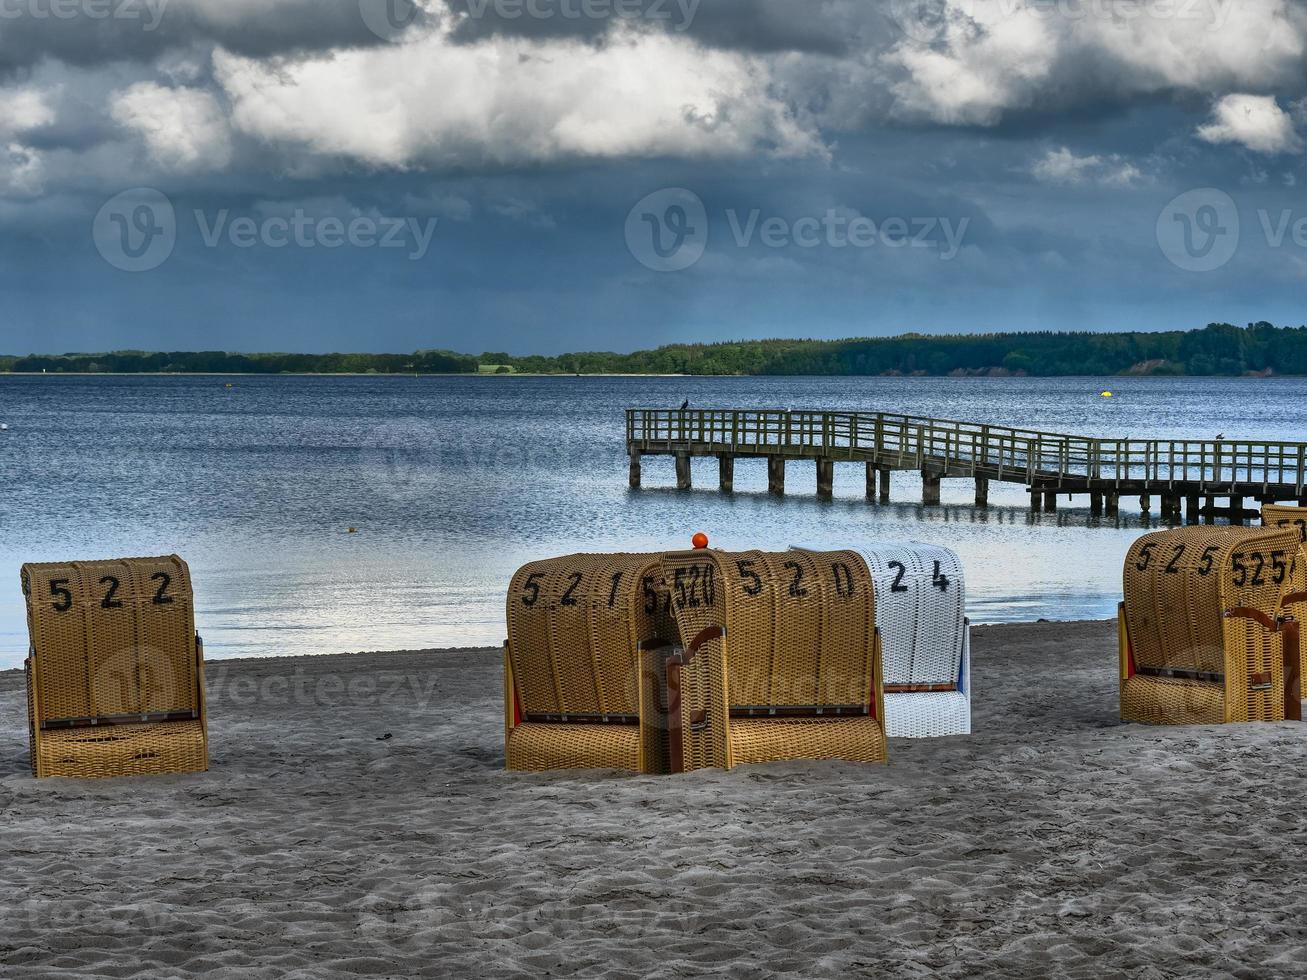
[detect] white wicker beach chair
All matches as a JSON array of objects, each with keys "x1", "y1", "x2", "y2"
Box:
[{"x1": 852, "y1": 543, "x2": 971, "y2": 738}]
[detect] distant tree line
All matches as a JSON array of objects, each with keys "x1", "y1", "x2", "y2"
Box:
[
  {"x1": 3, "y1": 322, "x2": 1306, "y2": 377},
  {"x1": 0, "y1": 349, "x2": 478, "y2": 375}
]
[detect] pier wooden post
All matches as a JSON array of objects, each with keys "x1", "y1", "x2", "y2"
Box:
[
  {"x1": 865, "y1": 462, "x2": 877, "y2": 500},
  {"x1": 1230, "y1": 495, "x2": 1245, "y2": 525},
  {"x1": 974, "y1": 477, "x2": 989, "y2": 508},
  {"x1": 922, "y1": 470, "x2": 941, "y2": 506},
  {"x1": 768, "y1": 457, "x2": 786, "y2": 495},
  {"x1": 676, "y1": 452, "x2": 691, "y2": 491},
  {"x1": 1162, "y1": 493, "x2": 1181, "y2": 521},
  {"x1": 1105, "y1": 491, "x2": 1119, "y2": 517},
  {"x1": 1089, "y1": 491, "x2": 1103, "y2": 516},
  {"x1": 1030, "y1": 489, "x2": 1043, "y2": 512},
  {"x1": 816, "y1": 459, "x2": 834, "y2": 499},
  {"x1": 1186, "y1": 493, "x2": 1200, "y2": 524},
  {"x1": 718, "y1": 455, "x2": 734, "y2": 493},
  {"x1": 1204, "y1": 495, "x2": 1216, "y2": 523},
  {"x1": 1043, "y1": 490, "x2": 1058, "y2": 511},
  {"x1": 878, "y1": 467, "x2": 891, "y2": 503},
  {"x1": 628, "y1": 448, "x2": 641, "y2": 488}
]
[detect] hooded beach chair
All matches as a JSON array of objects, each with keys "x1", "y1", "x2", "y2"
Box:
[
  {"x1": 1119, "y1": 526, "x2": 1301, "y2": 726},
  {"x1": 853, "y1": 543, "x2": 970, "y2": 737},
  {"x1": 1262, "y1": 504, "x2": 1307, "y2": 679},
  {"x1": 658, "y1": 548, "x2": 887, "y2": 772},
  {"x1": 21, "y1": 555, "x2": 209, "y2": 779},
  {"x1": 504, "y1": 552, "x2": 675, "y2": 773}
]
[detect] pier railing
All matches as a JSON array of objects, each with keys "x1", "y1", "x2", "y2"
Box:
[{"x1": 625, "y1": 409, "x2": 1307, "y2": 494}]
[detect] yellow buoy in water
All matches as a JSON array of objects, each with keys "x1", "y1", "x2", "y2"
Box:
[{"x1": 1101, "y1": 391, "x2": 1113, "y2": 398}]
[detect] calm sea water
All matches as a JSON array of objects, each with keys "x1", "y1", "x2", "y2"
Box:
[{"x1": 0, "y1": 374, "x2": 1301, "y2": 668}]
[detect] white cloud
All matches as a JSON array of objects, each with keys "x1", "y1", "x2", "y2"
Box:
[
  {"x1": 0, "y1": 88, "x2": 56, "y2": 139},
  {"x1": 212, "y1": 22, "x2": 825, "y2": 171},
  {"x1": 110, "y1": 82, "x2": 234, "y2": 172},
  {"x1": 1196, "y1": 93, "x2": 1303, "y2": 154},
  {"x1": 883, "y1": 0, "x2": 1307, "y2": 126},
  {"x1": 1031, "y1": 147, "x2": 1141, "y2": 186}
]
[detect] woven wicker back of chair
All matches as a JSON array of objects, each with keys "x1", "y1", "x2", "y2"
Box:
[
  {"x1": 1123, "y1": 526, "x2": 1297, "y2": 722},
  {"x1": 21, "y1": 555, "x2": 198, "y2": 722},
  {"x1": 1262, "y1": 504, "x2": 1307, "y2": 663},
  {"x1": 660, "y1": 549, "x2": 876, "y2": 709},
  {"x1": 855, "y1": 543, "x2": 965, "y2": 687},
  {"x1": 505, "y1": 552, "x2": 669, "y2": 717}
]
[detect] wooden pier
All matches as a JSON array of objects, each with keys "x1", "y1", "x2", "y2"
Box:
[{"x1": 625, "y1": 409, "x2": 1307, "y2": 521}]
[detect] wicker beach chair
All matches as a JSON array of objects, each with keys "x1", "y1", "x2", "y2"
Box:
[
  {"x1": 21, "y1": 555, "x2": 209, "y2": 779},
  {"x1": 852, "y1": 543, "x2": 970, "y2": 737},
  {"x1": 1119, "y1": 526, "x2": 1300, "y2": 725},
  {"x1": 1261, "y1": 504, "x2": 1307, "y2": 678},
  {"x1": 504, "y1": 552, "x2": 674, "y2": 773},
  {"x1": 658, "y1": 548, "x2": 887, "y2": 771}
]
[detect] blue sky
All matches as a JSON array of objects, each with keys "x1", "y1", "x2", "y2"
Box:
[{"x1": 2, "y1": 0, "x2": 1306, "y2": 355}]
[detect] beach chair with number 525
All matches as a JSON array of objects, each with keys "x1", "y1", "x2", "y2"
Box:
[{"x1": 1119, "y1": 526, "x2": 1301, "y2": 726}]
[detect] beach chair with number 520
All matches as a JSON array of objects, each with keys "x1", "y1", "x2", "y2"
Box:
[
  {"x1": 658, "y1": 548, "x2": 887, "y2": 772},
  {"x1": 21, "y1": 555, "x2": 209, "y2": 779}
]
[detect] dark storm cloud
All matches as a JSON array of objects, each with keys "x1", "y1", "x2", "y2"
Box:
[
  {"x1": 0, "y1": 0, "x2": 403, "y2": 75},
  {"x1": 441, "y1": 0, "x2": 881, "y2": 55}
]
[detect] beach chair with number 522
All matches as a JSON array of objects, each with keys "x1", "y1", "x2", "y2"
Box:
[{"x1": 21, "y1": 555, "x2": 209, "y2": 779}]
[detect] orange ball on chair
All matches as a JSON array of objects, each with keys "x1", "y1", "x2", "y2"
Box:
[{"x1": 692, "y1": 532, "x2": 709, "y2": 550}]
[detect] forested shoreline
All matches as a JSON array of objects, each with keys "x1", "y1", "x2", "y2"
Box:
[{"x1": 3, "y1": 322, "x2": 1303, "y2": 377}]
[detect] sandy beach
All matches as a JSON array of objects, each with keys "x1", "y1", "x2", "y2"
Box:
[{"x1": 3, "y1": 619, "x2": 1306, "y2": 978}]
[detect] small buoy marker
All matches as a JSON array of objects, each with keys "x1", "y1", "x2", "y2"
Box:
[
  {"x1": 1101, "y1": 391, "x2": 1113, "y2": 398},
  {"x1": 692, "y1": 532, "x2": 709, "y2": 550},
  {"x1": 348, "y1": 527, "x2": 358, "y2": 534}
]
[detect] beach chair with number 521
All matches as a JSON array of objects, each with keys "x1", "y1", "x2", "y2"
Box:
[{"x1": 21, "y1": 555, "x2": 209, "y2": 779}]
